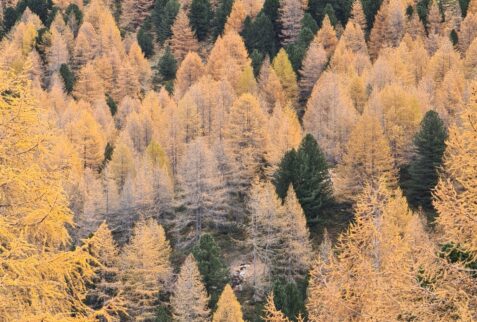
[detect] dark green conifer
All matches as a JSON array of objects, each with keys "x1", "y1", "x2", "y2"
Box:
[
  {"x1": 189, "y1": 0, "x2": 212, "y2": 41},
  {"x1": 192, "y1": 234, "x2": 229, "y2": 308},
  {"x1": 404, "y1": 110, "x2": 447, "y2": 212}
]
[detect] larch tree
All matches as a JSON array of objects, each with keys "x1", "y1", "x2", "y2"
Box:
[
  {"x1": 174, "y1": 51, "x2": 205, "y2": 99},
  {"x1": 303, "y1": 71, "x2": 357, "y2": 162},
  {"x1": 121, "y1": 218, "x2": 172, "y2": 321},
  {"x1": 281, "y1": 186, "x2": 313, "y2": 280},
  {"x1": 267, "y1": 103, "x2": 302, "y2": 166},
  {"x1": 73, "y1": 62, "x2": 105, "y2": 104},
  {"x1": 434, "y1": 85, "x2": 477, "y2": 259},
  {"x1": 0, "y1": 67, "x2": 96, "y2": 320},
  {"x1": 459, "y1": 12, "x2": 477, "y2": 53},
  {"x1": 272, "y1": 49, "x2": 299, "y2": 107},
  {"x1": 263, "y1": 293, "x2": 290, "y2": 322},
  {"x1": 68, "y1": 109, "x2": 106, "y2": 171},
  {"x1": 73, "y1": 22, "x2": 98, "y2": 71},
  {"x1": 369, "y1": 84, "x2": 424, "y2": 165},
  {"x1": 299, "y1": 37, "x2": 327, "y2": 106},
  {"x1": 368, "y1": 0, "x2": 387, "y2": 60},
  {"x1": 350, "y1": 0, "x2": 367, "y2": 32},
  {"x1": 315, "y1": 15, "x2": 338, "y2": 59},
  {"x1": 279, "y1": 0, "x2": 305, "y2": 46},
  {"x1": 469, "y1": 0, "x2": 477, "y2": 15},
  {"x1": 108, "y1": 135, "x2": 135, "y2": 192},
  {"x1": 465, "y1": 37, "x2": 477, "y2": 79},
  {"x1": 85, "y1": 222, "x2": 124, "y2": 319},
  {"x1": 171, "y1": 254, "x2": 210, "y2": 322},
  {"x1": 171, "y1": 9, "x2": 200, "y2": 62},
  {"x1": 224, "y1": 94, "x2": 268, "y2": 215},
  {"x1": 177, "y1": 137, "x2": 227, "y2": 243},
  {"x1": 120, "y1": 0, "x2": 155, "y2": 31},
  {"x1": 46, "y1": 29, "x2": 69, "y2": 80},
  {"x1": 224, "y1": 0, "x2": 247, "y2": 33},
  {"x1": 258, "y1": 58, "x2": 286, "y2": 114},
  {"x1": 335, "y1": 113, "x2": 397, "y2": 201},
  {"x1": 206, "y1": 31, "x2": 251, "y2": 90},
  {"x1": 212, "y1": 284, "x2": 244, "y2": 322},
  {"x1": 248, "y1": 180, "x2": 285, "y2": 295},
  {"x1": 427, "y1": 0, "x2": 442, "y2": 35}
]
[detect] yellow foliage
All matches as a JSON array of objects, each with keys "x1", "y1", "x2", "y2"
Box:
[
  {"x1": 213, "y1": 284, "x2": 244, "y2": 322},
  {"x1": 0, "y1": 67, "x2": 95, "y2": 320},
  {"x1": 272, "y1": 49, "x2": 299, "y2": 107}
]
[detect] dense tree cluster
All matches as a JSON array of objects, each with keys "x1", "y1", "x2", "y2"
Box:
[{"x1": 1, "y1": 0, "x2": 477, "y2": 320}]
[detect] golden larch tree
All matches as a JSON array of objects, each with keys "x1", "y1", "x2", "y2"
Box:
[
  {"x1": 258, "y1": 58, "x2": 286, "y2": 114},
  {"x1": 316, "y1": 15, "x2": 338, "y2": 59},
  {"x1": 299, "y1": 36, "x2": 327, "y2": 105},
  {"x1": 459, "y1": 12, "x2": 477, "y2": 53},
  {"x1": 263, "y1": 293, "x2": 290, "y2": 322},
  {"x1": 171, "y1": 254, "x2": 210, "y2": 322},
  {"x1": 171, "y1": 9, "x2": 200, "y2": 62},
  {"x1": 212, "y1": 284, "x2": 244, "y2": 322},
  {"x1": 350, "y1": 0, "x2": 367, "y2": 32},
  {"x1": 434, "y1": 84, "x2": 477, "y2": 258},
  {"x1": 225, "y1": 0, "x2": 247, "y2": 33},
  {"x1": 121, "y1": 218, "x2": 172, "y2": 321},
  {"x1": 267, "y1": 103, "x2": 302, "y2": 165},
  {"x1": 281, "y1": 186, "x2": 313, "y2": 279},
  {"x1": 272, "y1": 49, "x2": 299, "y2": 107},
  {"x1": 335, "y1": 113, "x2": 397, "y2": 201},
  {"x1": 0, "y1": 68, "x2": 95, "y2": 321},
  {"x1": 279, "y1": 0, "x2": 305, "y2": 46},
  {"x1": 224, "y1": 94, "x2": 268, "y2": 208},
  {"x1": 465, "y1": 37, "x2": 477, "y2": 80},
  {"x1": 303, "y1": 71, "x2": 357, "y2": 162},
  {"x1": 174, "y1": 51, "x2": 205, "y2": 99},
  {"x1": 85, "y1": 222, "x2": 125, "y2": 320}
]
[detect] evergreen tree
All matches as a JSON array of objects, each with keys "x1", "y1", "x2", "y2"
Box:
[
  {"x1": 241, "y1": 12, "x2": 277, "y2": 58},
  {"x1": 189, "y1": 0, "x2": 212, "y2": 41},
  {"x1": 404, "y1": 111, "x2": 447, "y2": 212},
  {"x1": 152, "y1": 0, "x2": 180, "y2": 44},
  {"x1": 212, "y1": 0, "x2": 234, "y2": 38},
  {"x1": 273, "y1": 280, "x2": 307, "y2": 320},
  {"x1": 274, "y1": 134, "x2": 333, "y2": 222},
  {"x1": 106, "y1": 94, "x2": 118, "y2": 116},
  {"x1": 361, "y1": 0, "x2": 384, "y2": 30},
  {"x1": 137, "y1": 21, "x2": 155, "y2": 58},
  {"x1": 59, "y1": 63, "x2": 74, "y2": 94},
  {"x1": 273, "y1": 149, "x2": 297, "y2": 200},
  {"x1": 192, "y1": 234, "x2": 230, "y2": 308},
  {"x1": 323, "y1": 4, "x2": 338, "y2": 26},
  {"x1": 159, "y1": 46, "x2": 178, "y2": 82}
]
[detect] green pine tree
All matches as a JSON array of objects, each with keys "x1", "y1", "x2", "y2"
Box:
[
  {"x1": 404, "y1": 110, "x2": 447, "y2": 212},
  {"x1": 159, "y1": 46, "x2": 177, "y2": 81},
  {"x1": 60, "y1": 64, "x2": 75, "y2": 94},
  {"x1": 189, "y1": 0, "x2": 212, "y2": 41},
  {"x1": 192, "y1": 234, "x2": 229, "y2": 309},
  {"x1": 274, "y1": 134, "x2": 333, "y2": 223},
  {"x1": 137, "y1": 20, "x2": 155, "y2": 58},
  {"x1": 212, "y1": 0, "x2": 234, "y2": 38},
  {"x1": 272, "y1": 279, "x2": 307, "y2": 320},
  {"x1": 323, "y1": 4, "x2": 338, "y2": 26},
  {"x1": 152, "y1": 0, "x2": 180, "y2": 45},
  {"x1": 241, "y1": 12, "x2": 277, "y2": 58}
]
